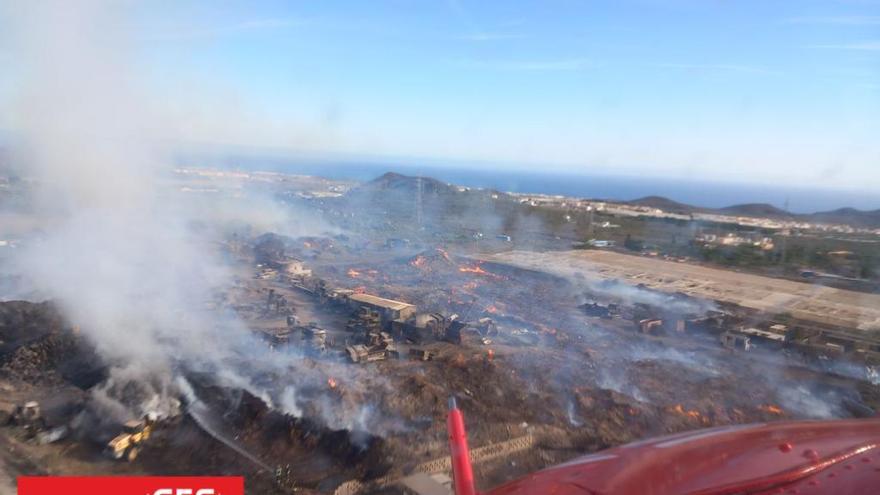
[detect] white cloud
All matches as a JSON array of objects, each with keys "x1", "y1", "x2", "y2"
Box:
[
  {"x1": 785, "y1": 15, "x2": 880, "y2": 25},
  {"x1": 813, "y1": 40, "x2": 880, "y2": 50},
  {"x1": 653, "y1": 63, "x2": 782, "y2": 75},
  {"x1": 457, "y1": 58, "x2": 593, "y2": 71},
  {"x1": 454, "y1": 32, "x2": 524, "y2": 42},
  {"x1": 146, "y1": 18, "x2": 307, "y2": 41}
]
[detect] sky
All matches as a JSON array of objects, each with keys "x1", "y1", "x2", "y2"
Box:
[{"x1": 0, "y1": 0, "x2": 878, "y2": 189}]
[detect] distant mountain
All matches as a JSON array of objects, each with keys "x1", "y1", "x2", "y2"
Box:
[
  {"x1": 624, "y1": 195, "x2": 880, "y2": 228},
  {"x1": 335, "y1": 172, "x2": 518, "y2": 234},
  {"x1": 344, "y1": 174, "x2": 880, "y2": 231},
  {"x1": 807, "y1": 208, "x2": 880, "y2": 229},
  {"x1": 355, "y1": 171, "x2": 458, "y2": 196},
  {"x1": 717, "y1": 203, "x2": 792, "y2": 218},
  {"x1": 626, "y1": 196, "x2": 700, "y2": 215}
]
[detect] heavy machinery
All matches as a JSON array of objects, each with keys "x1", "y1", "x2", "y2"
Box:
[
  {"x1": 301, "y1": 323, "x2": 328, "y2": 354},
  {"x1": 344, "y1": 308, "x2": 398, "y2": 363},
  {"x1": 393, "y1": 312, "x2": 468, "y2": 344},
  {"x1": 12, "y1": 401, "x2": 46, "y2": 437},
  {"x1": 346, "y1": 307, "x2": 383, "y2": 336},
  {"x1": 345, "y1": 332, "x2": 399, "y2": 363},
  {"x1": 409, "y1": 347, "x2": 435, "y2": 361},
  {"x1": 106, "y1": 415, "x2": 155, "y2": 462}
]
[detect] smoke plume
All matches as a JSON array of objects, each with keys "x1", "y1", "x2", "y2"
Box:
[{"x1": 0, "y1": 0, "x2": 376, "y2": 437}]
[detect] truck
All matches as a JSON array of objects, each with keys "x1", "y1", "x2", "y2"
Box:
[{"x1": 106, "y1": 416, "x2": 155, "y2": 461}]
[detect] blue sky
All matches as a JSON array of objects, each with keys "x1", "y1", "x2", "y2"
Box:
[{"x1": 1, "y1": 0, "x2": 879, "y2": 189}]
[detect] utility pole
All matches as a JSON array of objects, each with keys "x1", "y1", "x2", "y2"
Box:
[
  {"x1": 781, "y1": 196, "x2": 790, "y2": 265},
  {"x1": 586, "y1": 205, "x2": 594, "y2": 239},
  {"x1": 416, "y1": 176, "x2": 423, "y2": 230}
]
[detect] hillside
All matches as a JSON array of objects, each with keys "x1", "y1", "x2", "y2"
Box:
[
  {"x1": 627, "y1": 196, "x2": 699, "y2": 215},
  {"x1": 625, "y1": 195, "x2": 878, "y2": 228},
  {"x1": 350, "y1": 171, "x2": 458, "y2": 196},
  {"x1": 807, "y1": 208, "x2": 880, "y2": 229},
  {"x1": 717, "y1": 203, "x2": 792, "y2": 218},
  {"x1": 343, "y1": 174, "x2": 880, "y2": 231}
]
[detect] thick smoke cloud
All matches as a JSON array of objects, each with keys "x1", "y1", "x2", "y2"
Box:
[
  {"x1": 1, "y1": 0, "x2": 371, "y2": 437},
  {"x1": 6, "y1": 1, "x2": 196, "y2": 371}
]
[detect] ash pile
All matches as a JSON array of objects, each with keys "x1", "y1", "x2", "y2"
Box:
[
  {"x1": 0, "y1": 299, "x2": 394, "y2": 494},
  {"x1": 3, "y1": 225, "x2": 880, "y2": 495}
]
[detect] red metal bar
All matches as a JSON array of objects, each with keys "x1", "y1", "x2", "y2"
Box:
[{"x1": 448, "y1": 396, "x2": 478, "y2": 495}]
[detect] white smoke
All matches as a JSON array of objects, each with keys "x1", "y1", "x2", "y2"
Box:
[
  {"x1": 4, "y1": 0, "x2": 216, "y2": 373},
  {"x1": 577, "y1": 277, "x2": 715, "y2": 315},
  {"x1": 0, "y1": 0, "x2": 378, "y2": 437},
  {"x1": 279, "y1": 386, "x2": 304, "y2": 418},
  {"x1": 776, "y1": 384, "x2": 843, "y2": 419}
]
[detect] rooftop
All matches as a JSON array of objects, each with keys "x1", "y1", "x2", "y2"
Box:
[{"x1": 349, "y1": 293, "x2": 415, "y2": 311}]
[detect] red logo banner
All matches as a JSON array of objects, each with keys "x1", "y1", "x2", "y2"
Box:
[{"x1": 18, "y1": 476, "x2": 244, "y2": 495}]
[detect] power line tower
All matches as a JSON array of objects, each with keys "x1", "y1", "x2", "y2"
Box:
[
  {"x1": 586, "y1": 205, "x2": 594, "y2": 238},
  {"x1": 781, "y1": 196, "x2": 790, "y2": 265},
  {"x1": 416, "y1": 176, "x2": 424, "y2": 230}
]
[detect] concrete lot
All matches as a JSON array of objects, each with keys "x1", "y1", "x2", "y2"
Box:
[{"x1": 488, "y1": 250, "x2": 880, "y2": 331}]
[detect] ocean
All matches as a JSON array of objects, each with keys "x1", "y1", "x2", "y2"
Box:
[{"x1": 195, "y1": 155, "x2": 879, "y2": 214}]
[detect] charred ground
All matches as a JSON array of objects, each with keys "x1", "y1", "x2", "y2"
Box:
[{"x1": 1, "y1": 170, "x2": 879, "y2": 494}]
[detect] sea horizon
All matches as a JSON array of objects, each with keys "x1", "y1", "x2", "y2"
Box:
[{"x1": 179, "y1": 154, "x2": 879, "y2": 215}]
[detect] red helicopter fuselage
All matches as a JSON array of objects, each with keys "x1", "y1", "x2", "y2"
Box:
[{"x1": 448, "y1": 399, "x2": 880, "y2": 495}]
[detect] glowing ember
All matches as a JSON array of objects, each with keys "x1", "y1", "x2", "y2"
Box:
[
  {"x1": 458, "y1": 260, "x2": 505, "y2": 279},
  {"x1": 486, "y1": 349, "x2": 495, "y2": 361},
  {"x1": 452, "y1": 353, "x2": 466, "y2": 367},
  {"x1": 347, "y1": 268, "x2": 361, "y2": 278},
  {"x1": 485, "y1": 304, "x2": 498, "y2": 314},
  {"x1": 327, "y1": 377, "x2": 338, "y2": 389},
  {"x1": 436, "y1": 248, "x2": 451, "y2": 261},
  {"x1": 459, "y1": 264, "x2": 490, "y2": 275},
  {"x1": 537, "y1": 324, "x2": 557, "y2": 335},
  {"x1": 671, "y1": 404, "x2": 702, "y2": 419},
  {"x1": 410, "y1": 255, "x2": 427, "y2": 268},
  {"x1": 759, "y1": 404, "x2": 784, "y2": 415}
]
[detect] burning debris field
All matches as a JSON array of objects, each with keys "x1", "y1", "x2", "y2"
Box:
[
  {"x1": 1, "y1": 1, "x2": 879, "y2": 493},
  {"x1": 4, "y1": 223, "x2": 879, "y2": 494},
  {"x1": 2, "y1": 157, "x2": 879, "y2": 493},
  {"x1": 0, "y1": 9, "x2": 877, "y2": 491}
]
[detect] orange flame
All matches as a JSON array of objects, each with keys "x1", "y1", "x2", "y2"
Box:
[
  {"x1": 436, "y1": 248, "x2": 451, "y2": 261},
  {"x1": 459, "y1": 264, "x2": 490, "y2": 275},
  {"x1": 486, "y1": 349, "x2": 495, "y2": 361},
  {"x1": 459, "y1": 260, "x2": 505, "y2": 280},
  {"x1": 328, "y1": 377, "x2": 338, "y2": 389},
  {"x1": 759, "y1": 404, "x2": 783, "y2": 415},
  {"x1": 671, "y1": 404, "x2": 702, "y2": 419},
  {"x1": 536, "y1": 323, "x2": 556, "y2": 335},
  {"x1": 347, "y1": 268, "x2": 361, "y2": 278},
  {"x1": 452, "y1": 353, "x2": 466, "y2": 367},
  {"x1": 410, "y1": 255, "x2": 427, "y2": 268}
]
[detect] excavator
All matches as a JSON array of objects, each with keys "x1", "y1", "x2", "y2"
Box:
[{"x1": 443, "y1": 397, "x2": 880, "y2": 495}]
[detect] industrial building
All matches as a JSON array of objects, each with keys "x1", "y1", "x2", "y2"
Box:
[{"x1": 348, "y1": 293, "x2": 417, "y2": 322}]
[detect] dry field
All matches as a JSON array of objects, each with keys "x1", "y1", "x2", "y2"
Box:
[{"x1": 488, "y1": 250, "x2": 880, "y2": 331}]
